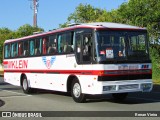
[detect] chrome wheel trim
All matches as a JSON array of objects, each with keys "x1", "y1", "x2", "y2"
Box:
[
  {"x1": 73, "y1": 83, "x2": 81, "y2": 98},
  {"x1": 23, "y1": 79, "x2": 28, "y2": 90}
]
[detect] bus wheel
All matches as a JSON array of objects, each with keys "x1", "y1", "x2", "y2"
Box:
[
  {"x1": 112, "y1": 93, "x2": 128, "y2": 101},
  {"x1": 71, "y1": 79, "x2": 86, "y2": 103},
  {"x1": 22, "y1": 76, "x2": 32, "y2": 94}
]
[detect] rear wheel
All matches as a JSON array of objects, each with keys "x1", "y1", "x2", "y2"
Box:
[
  {"x1": 112, "y1": 93, "x2": 128, "y2": 101},
  {"x1": 71, "y1": 79, "x2": 86, "y2": 103},
  {"x1": 22, "y1": 76, "x2": 32, "y2": 94}
]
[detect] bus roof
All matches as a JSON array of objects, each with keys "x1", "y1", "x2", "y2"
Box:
[
  {"x1": 82, "y1": 22, "x2": 146, "y2": 30},
  {"x1": 4, "y1": 22, "x2": 146, "y2": 43}
]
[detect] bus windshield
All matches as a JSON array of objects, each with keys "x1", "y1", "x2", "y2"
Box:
[{"x1": 96, "y1": 30, "x2": 150, "y2": 63}]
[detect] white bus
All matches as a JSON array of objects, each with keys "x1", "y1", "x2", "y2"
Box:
[{"x1": 3, "y1": 22, "x2": 152, "y2": 103}]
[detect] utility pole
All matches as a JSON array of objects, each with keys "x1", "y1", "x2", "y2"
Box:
[{"x1": 30, "y1": 0, "x2": 39, "y2": 27}]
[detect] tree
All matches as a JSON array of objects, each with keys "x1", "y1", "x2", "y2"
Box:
[
  {"x1": 0, "y1": 28, "x2": 13, "y2": 63},
  {"x1": 116, "y1": 0, "x2": 160, "y2": 38},
  {"x1": 0, "y1": 24, "x2": 44, "y2": 63},
  {"x1": 68, "y1": 3, "x2": 104, "y2": 23},
  {"x1": 0, "y1": 28, "x2": 13, "y2": 44},
  {"x1": 59, "y1": 22, "x2": 69, "y2": 28},
  {"x1": 16, "y1": 24, "x2": 44, "y2": 38}
]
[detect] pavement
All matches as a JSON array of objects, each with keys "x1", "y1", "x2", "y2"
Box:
[
  {"x1": 1, "y1": 77, "x2": 160, "y2": 120},
  {"x1": 152, "y1": 84, "x2": 160, "y2": 92},
  {"x1": 0, "y1": 99, "x2": 4, "y2": 107}
]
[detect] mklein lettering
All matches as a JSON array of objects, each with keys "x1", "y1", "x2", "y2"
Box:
[{"x1": 8, "y1": 60, "x2": 28, "y2": 69}]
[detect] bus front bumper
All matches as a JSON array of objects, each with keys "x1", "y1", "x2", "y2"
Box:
[{"x1": 82, "y1": 79, "x2": 153, "y2": 95}]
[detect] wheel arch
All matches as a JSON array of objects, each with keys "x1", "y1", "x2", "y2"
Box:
[
  {"x1": 66, "y1": 75, "x2": 79, "y2": 92},
  {"x1": 20, "y1": 73, "x2": 26, "y2": 86}
]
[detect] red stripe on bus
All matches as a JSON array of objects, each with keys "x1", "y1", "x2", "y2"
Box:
[{"x1": 4, "y1": 69, "x2": 152, "y2": 76}]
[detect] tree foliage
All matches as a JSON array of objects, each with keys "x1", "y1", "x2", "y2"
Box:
[
  {"x1": 16, "y1": 24, "x2": 44, "y2": 38},
  {"x1": 65, "y1": 0, "x2": 160, "y2": 40},
  {"x1": 67, "y1": 3, "x2": 104, "y2": 23},
  {"x1": 0, "y1": 28, "x2": 13, "y2": 44},
  {"x1": 0, "y1": 24, "x2": 44, "y2": 63}
]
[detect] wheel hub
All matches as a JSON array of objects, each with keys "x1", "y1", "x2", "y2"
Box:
[
  {"x1": 73, "y1": 83, "x2": 81, "y2": 98},
  {"x1": 23, "y1": 79, "x2": 28, "y2": 90}
]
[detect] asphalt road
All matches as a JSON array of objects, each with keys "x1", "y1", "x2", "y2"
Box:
[{"x1": 0, "y1": 77, "x2": 160, "y2": 120}]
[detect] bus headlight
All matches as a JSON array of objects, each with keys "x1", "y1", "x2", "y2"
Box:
[
  {"x1": 141, "y1": 83, "x2": 152, "y2": 92},
  {"x1": 103, "y1": 85, "x2": 116, "y2": 91}
]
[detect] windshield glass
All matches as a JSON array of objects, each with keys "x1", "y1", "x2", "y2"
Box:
[{"x1": 96, "y1": 31, "x2": 150, "y2": 63}]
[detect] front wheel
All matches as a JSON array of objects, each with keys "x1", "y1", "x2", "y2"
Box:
[
  {"x1": 71, "y1": 79, "x2": 86, "y2": 103},
  {"x1": 112, "y1": 93, "x2": 128, "y2": 102},
  {"x1": 22, "y1": 76, "x2": 32, "y2": 94}
]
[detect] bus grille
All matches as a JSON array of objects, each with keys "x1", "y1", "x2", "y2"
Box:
[
  {"x1": 118, "y1": 84, "x2": 139, "y2": 90},
  {"x1": 98, "y1": 74, "x2": 152, "y2": 81}
]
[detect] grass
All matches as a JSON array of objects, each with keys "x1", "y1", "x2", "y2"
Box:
[{"x1": 153, "y1": 80, "x2": 160, "y2": 85}]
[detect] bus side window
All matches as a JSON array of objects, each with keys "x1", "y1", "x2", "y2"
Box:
[
  {"x1": 48, "y1": 35, "x2": 57, "y2": 54},
  {"x1": 58, "y1": 32, "x2": 73, "y2": 54},
  {"x1": 18, "y1": 42, "x2": 23, "y2": 56},
  {"x1": 64, "y1": 32, "x2": 73, "y2": 53},
  {"x1": 23, "y1": 41, "x2": 29, "y2": 56},
  {"x1": 11, "y1": 43, "x2": 18, "y2": 57},
  {"x1": 42, "y1": 38, "x2": 47, "y2": 55},
  {"x1": 30, "y1": 40, "x2": 35, "y2": 56},
  {"x1": 35, "y1": 38, "x2": 42, "y2": 55},
  {"x1": 58, "y1": 35, "x2": 62, "y2": 53},
  {"x1": 58, "y1": 34, "x2": 66, "y2": 53},
  {"x1": 4, "y1": 44, "x2": 11, "y2": 58}
]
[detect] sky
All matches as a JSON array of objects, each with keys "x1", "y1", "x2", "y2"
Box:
[{"x1": 0, "y1": 0, "x2": 127, "y2": 31}]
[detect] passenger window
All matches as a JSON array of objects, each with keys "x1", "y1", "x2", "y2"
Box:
[
  {"x1": 42, "y1": 37, "x2": 49, "y2": 55},
  {"x1": 18, "y1": 42, "x2": 23, "y2": 56},
  {"x1": 47, "y1": 35, "x2": 57, "y2": 54},
  {"x1": 58, "y1": 32, "x2": 73, "y2": 54},
  {"x1": 4, "y1": 44, "x2": 11, "y2": 58},
  {"x1": 30, "y1": 40, "x2": 35, "y2": 56},
  {"x1": 11, "y1": 43, "x2": 18, "y2": 57},
  {"x1": 35, "y1": 39, "x2": 42, "y2": 55},
  {"x1": 23, "y1": 41, "x2": 29, "y2": 56}
]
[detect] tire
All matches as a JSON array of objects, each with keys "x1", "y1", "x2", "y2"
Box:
[
  {"x1": 71, "y1": 79, "x2": 86, "y2": 103},
  {"x1": 22, "y1": 76, "x2": 32, "y2": 94},
  {"x1": 112, "y1": 93, "x2": 128, "y2": 102}
]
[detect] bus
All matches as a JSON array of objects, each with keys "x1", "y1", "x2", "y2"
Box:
[{"x1": 3, "y1": 22, "x2": 152, "y2": 103}]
